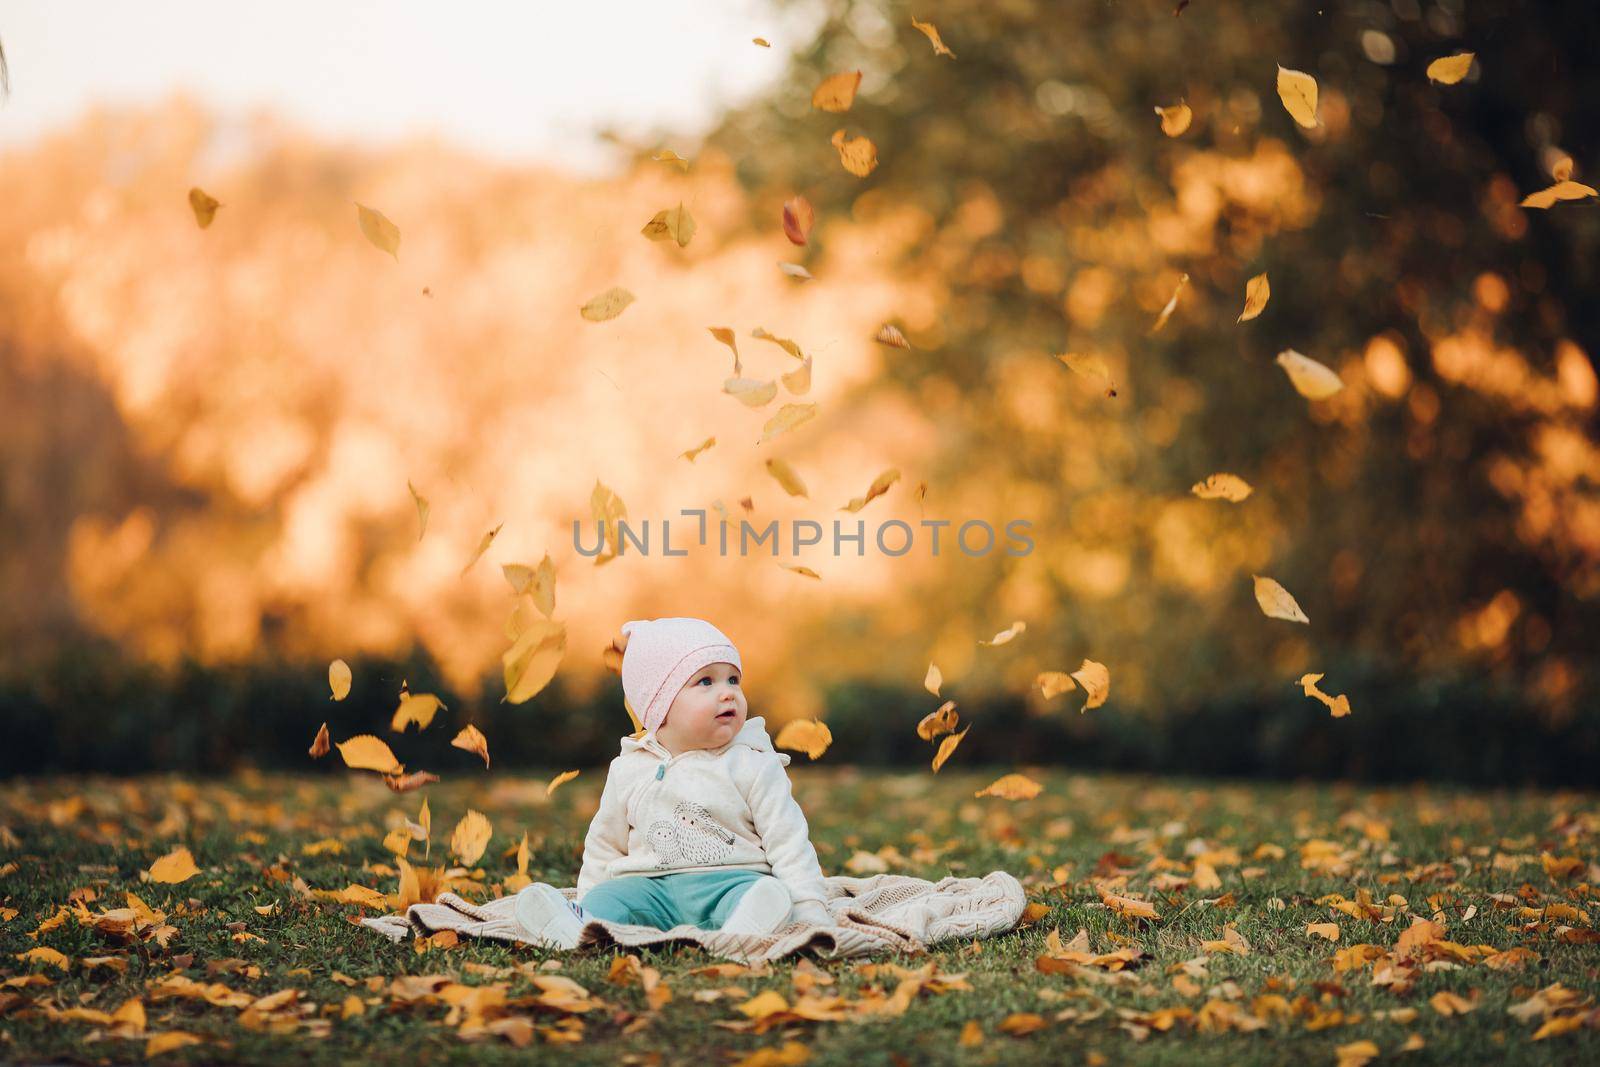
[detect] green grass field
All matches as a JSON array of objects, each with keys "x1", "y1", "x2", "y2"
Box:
[{"x1": 1, "y1": 768, "x2": 1596, "y2": 1065}]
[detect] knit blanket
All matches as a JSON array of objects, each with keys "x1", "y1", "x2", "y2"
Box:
[{"x1": 359, "y1": 871, "x2": 1026, "y2": 963}]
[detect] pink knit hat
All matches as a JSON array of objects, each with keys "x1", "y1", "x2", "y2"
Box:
[{"x1": 620, "y1": 617, "x2": 742, "y2": 734}]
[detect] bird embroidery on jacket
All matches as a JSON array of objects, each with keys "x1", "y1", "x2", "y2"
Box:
[{"x1": 647, "y1": 800, "x2": 736, "y2": 867}]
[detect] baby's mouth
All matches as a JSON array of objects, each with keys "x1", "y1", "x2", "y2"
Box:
[{"x1": 715, "y1": 709, "x2": 738, "y2": 721}]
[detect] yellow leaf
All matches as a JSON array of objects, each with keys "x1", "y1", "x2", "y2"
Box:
[
  {"x1": 1428, "y1": 990, "x2": 1475, "y2": 1016},
  {"x1": 1193, "y1": 862, "x2": 1224, "y2": 892},
  {"x1": 460, "y1": 522, "x2": 503, "y2": 577},
  {"x1": 546, "y1": 769, "x2": 580, "y2": 796},
  {"x1": 752, "y1": 327, "x2": 806, "y2": 361},
  {"x1": 15, "y1": 946, "x2": 69, "y2": 970},
  {"x1": 328, "y1": 659, "x2": 352, "y2": 701},
  {"x1": 760, "y1": 402, "x2": 817, "y2": 444},
  {"x1": 765, "y1": 458, "x2": 810, "y2": 498},
  {"x1": 146, "y1": 1032, "x2": 204, "y2": 1057},
  {"x1": 1276, "y1": 65, "x2": 1320, "y2": 128},
  {"x1": 341, "y1": 994, "x2": 366, "y2": 1019},
  {"x1": 780, "y1": 562, "x2": 822, "y2": 580},
  {"x1": 751, "y1": 38, "x2": 770, "y2": 48},
  {"x1": 974, "y1": 773, "x2": 1042, "y2": 800},
  {"x1": 1102, "y1": 892, "x2": 1159, "y2": 920},
  {"x1": 782, "y1": 195, "x2": 815, "y2": 245},
  {"x1": 739, "y1": 989, "x2": 791, "y2": 1019},
  {"x1": 829, "y1": 129, "x2": 878, "y2": 177},
  {"x1": 580, "y1": 286, "x2": 635, "y2": 322},
  {"x1": 1426, "y1": 52, "x2": 1475, "y2": 85},
  {"x1": 932, "y1": 725, "x2": 970, "y2": 772},
  {"x1": 1253, "y1": 575, "x2": 1310, "y2": 624},
  {"x1": 911, "y1": 17, "x2": 956, "y2": 58},
  {"x1": 1520, "y1": 179, "x2": 1599, "y2": 210},
  {"x1": 1335, "y1": 1039, "x2": 1380, "y2": 1067},
  {"x1": 1035, "y1": 671, "x2": 1076, "y2": 700},
  {"x1": 840, "y1": 468, "x2": 901, "y2": 513},
  {"x1": 874, "y1": 323, "x2": 911, "y2": 349},
  {"x1": 382, "y1": 828, "x2": 412, "y2": 858},
  {"x1": 774, "y1": 719, "x2": 832, "y2": 760},
  {"x1": 1298, "y1": 673, "x2": 1352, "y2": 717},
  {"x1": 1151, "y1": 272, "x2": 1189, "y2": 333},
  {"x1": 680, "y1": 436, "x2": 717, "y2": 462},
  {"x1": 110, "y1": 996, "x2": 146, "y2": 1035},
  {"x1": 337, "y1": 735, "x2": 402, "y2": 774},
  {"x1": 781, "y1": 356, "x2": 812, "y2": 396},
  {"x1": 450, "y1": 810, "x2": 493, "y2": 867},
  {"x1": 406, "y1": 479, "x2": 429, "y2": 541},
  {"x1": 382, "y1": 770, "x2": 439, "y2": 793},
  {"x1": 724, "y1": 377, "x2": 778, "y2": 407},
  {"x1": 918, "y1": 700, "x2": 959, "y2": 741},
  {"x1": 451, "y1": 724, "x2": 491, "y2": 769},
  {"x1": 502, "y1": 617, "x2": 567, "y2": 704},
  {"x1": 1190, "y1": 473, "x2": 1253, "y2": 502},
  {"x1": 1070, "y1": 659, "x2": 1110, "y2": 711},
  {"x1": 708, "y1": 326, "x2": 742, "y2": 374},
  {"x1": 147, "y1": 847, "x2": 200, "y2": 885},
  {"x1": 811, "y1": 71, "x2": 861, "y2": 112},
  {"x1": 308, "y1": 722, "x2": 331, "y2": 759},
  {"x1": 187, "y1": 187, "x2": 221, "y2": 229},
  {"x1": 640, "y1": 202, "x2": 696, "y2": 248},
  {"x1": 998, "y1": 1012, "x2": 1048, "y2": 1035},
  {"x1": 419, "y1": 798, "x2": 431, "y2": 858},
  {"x1": 651, "y1": 149, "x2": 690, "y2": 171},
  {"x1": 355, "y1": 203, "x2": 400, "y2": 259},
  {"x1": 959, "y1": 1020, "x2": 984, "y2": 1047},
  {"x1": 1056, "y1": 352, "x2": 1118, "y2": 397},
  {"x1": 1237, "y1": 272, "x2": 1271, "y2": 322},
  {"x1": 1306, "y1": 921, "x2": 1341, "y2": 941},
  {"x1": 391, "y1": 691, "x2": 446, "y2": 733},
  {"x1": 1154, "y1": 101, "x2": 1192, "y2": 137},
  {"x1": 923, "y1": 663, "x2": 942, "y2": 697},
  {"x1": 1275, "y1": 349, "x2": 1344, "y2": 399},
  {"x1": 589, "y1": 480, "x2": 628, "y2": 565},
  {"x1": 979, "y1": 620, "x2": 1026, "y2": 647}
]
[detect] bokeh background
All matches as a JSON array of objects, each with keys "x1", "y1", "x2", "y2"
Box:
[{"x1": 2, "y1": 0, "x2": 1596, "y2": 783}]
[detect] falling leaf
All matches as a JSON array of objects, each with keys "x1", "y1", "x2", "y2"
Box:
[
  {"x1": 391, "y1": 690, "x2": 446, "y2": 732},
  {"x1": 1035, "y1": 672, "x2": 1077, "y2": 700},
  {"x1": 460, "y1": 522, "x2": 504, "y2": 577},
  {"x1": 724, "y1": 377, "x2": 779, "y2": 407},
  {"x1": 680, "y1": 436, "x2": 717, "y2": 462},
  {"x1": 1191, "y1": 473, "x2": 1253, "y2": 502},
  {"x1": 911, "y1": 17, "x2": 956, "y2": 57},
  {"x1": 752, "y1": 327, "x2": 805, "y2": 361},
  {"x1": 356, "y1": 203, "x2": 400, "y2": 259},
  {"x1": 932, "y1": 725, "x2": 970, "y2": 772},
  {"x1": 781, "y1": 355, "x2": 812, "y2": 395},
  {"x1": 1426, "y1": 52, "x2": 1475, "y2": 85},
  {"x1": 840, "y1": 468, "x2": 901, "y2": 512},
  {"x1": 308, "y1": 722, "x2": 330, "y2": 758},
  {"x1": 419, "y1": 798, "x2": 432, "y2": 858},
  {"x1": 829, "y1": 129, "x2": 879, "y2": 177},
  {"x1": 875, "y1": 324, "x2": 910, "y2": 348},
  {"x1": 382, "y1": 828, "x2": 412, "y2": 857},
  {"x1": 975, "y1": 773, "x2": 1042, "y2": 800},
  {"x1": 547, "y1": 769, "x2": 580, "y2": 796},
  {"x1": 1306, "y1": 921, "x2": 1341, "y2": 941},
  {"x1": 924, "y1": 663, "x2": 943, "y2": 697},
  {"x1": 760, "y1": 403, "x2": 817, "y2": 444},
  {"x1": 1520, "y1": 180, "x2": 1599, "y2": 210},
  {"x1": 1151, "y1": 273, "x2": 1189, "y2": 332},
  {"x1": 918, "y1": 700, "x2": 960, "y2": 741},
  {"x1": 1253, "y1": 575, "x2": 1310, "y2": 624},
  {"x1": 979, "y1": 620, "x2": 1026, "y2": 646},
  {"x1": 187, "y1": 187, "x2": 221, "y2": 229},
  {"x1": 580, "y1": 287, "x2": 635, "y2": 322},
  {"x1": 811, "y1": 71, "x2": 862, "y2": 112},
  {"x1": 774, "y1": 719, "x2": 832, "y2": 759},
  {"x1": 589, "y1": 481, "x2": 627, "y2": 566},
  {"x1": 382, "y1": 770, "x2": 440, "y2": 793},
  {"x1": 1275, "y1": 349, "x2": 1345, "y2": 399},
  {"x1": 1276, "y1": 65, "x2": 1320, "y2": 128},
  {"x1": 651, "y1": 149, "x2": 690, "y2": 171},
  {"x1": 1154, "y1": 101, "x2": 1192, "y2": 137},
  {"x1": 1057, "y1": 352, "x2": 1118, "y2": 397},
  {"x1": 764, "y1": 458, "x2": 809, "y2": 498},
  {"x1": 148, "y1": 847, "x2": 200, "y2": 885},
  {"x1": 1298, "y1": 673, "x2": 1352, "y2": 717},
  {"x1": 752, "y1": 37, "x2": 770, "y2": 48},
  {"x1": 708, "y1": 326, "x2": 742, "y2": 374},
  {"x1": 328, "y1": 659, "x2": 352, "y2": 701},
  {"x1": 641, "y1": 203, "x2": 696, "y2": 248},
  {"x1": 337, "y1": 734, "x2": 402, "y2": 774},
  {"x1": 503, "y1": 618, "x2": 567, "y2": 704},
  {"x1": 782, "y1": 196, "x2": 815, "y2": 245},
  {"x1": 1070, "y1": 659, "x2": 1110, "y2": 710},
  {"x1": 452, "y1": 725, "x2": 491, "y2": 769},
  {"x1": 406, "y1": 479, "x2": 430, "y2": 541},
  {"x1": 1238, "y1": 273, "x2": 1271, "y2": 322},
  {"x1": 777, "y1": 261, "x2": 815, "y2": 281},
  {"x1": 450, "y1": 810, "x2": 493, "y2": 866}
]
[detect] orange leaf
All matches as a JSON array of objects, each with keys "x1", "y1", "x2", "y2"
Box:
[{"x1": 451, "y1": 725, "x2": 491, "y2": 769}]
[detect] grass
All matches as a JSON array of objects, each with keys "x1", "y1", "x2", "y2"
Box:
[{"x1": 1, "y1": 767, "x2": 1596, "y2": 1065}]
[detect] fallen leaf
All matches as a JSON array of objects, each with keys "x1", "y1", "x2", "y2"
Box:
[
  {"x1": 337, "y1": 735, "x2": 402, "y2": 774},
  {"x1": 1070, "y1": 659, "x2": 1110, "y2": 710},
  {"x1": 1253, "y1": 575, "x2": 1311, "y2": 624},
  {"x1": 782, "y1": 196, "x2": 815, "y2": 245},
  {"x1": 1154, "y1": 101, "x2": 1192, "y2": 137},
  {"x1": 1426, "y1": 52, "x2": 1475, "y2": 85},
  {"x1": 774, "y1": 719, "x2": 832, "y2": 760},
  {"x1": 308, "y1": 722, "x2": 331, "y2": 758},
  {"x1": 452, "y1": 725, "x2": 491, "y2": 769},
  {"x1": 840, "y1": 469, "x2": 901, "y2": 512},
  {"x1": 1428, "y1": 990, "x2": 1476, "y2": 1016},
  {"x1": 932, "y1": 726, "x2": 970, "y2": 772},
  {"x1": 918, "y1": 700, "x2": 959, "y2": 741},
  {"x1": 1275, "y1": 349, "x2": 1345, "y2": 399},
  {"x1": 911, "y1": 17, "x2": 956, "y2": 58},
  {"x1": 975, "y1": 774, "x2": 1042, "y2": 800},
  {"x1": 450, "y1": 810, "x2": 493, "y2": 867},
  {"x1": 641, "y1": 203, "x2": 696, "y2": 248},
  {"x1": 580, "y1": 287, "x2": 635, "y2": 323},
  {"x1": 356, "y1": 203, "x2": 400, "y2": 259},
  {"x1": 1238, "y1": 273, "x2": 1271, "y2": 322},
  {"x1": 923, "y1": 663, "x2": 942, "y2": 697},
  {"x1": 1151, "y1": 273, "x2": 1189, "y2": 333},
  {"x1": 1306, "y1": 921, "x2": 1341, "y2": 941},
  {"x1": 979, "y1": 620, "x2": 1026, "y2": 647},
  {"x1": 1335, "y1": 1039, "x2": 1380, "y2": 1067},
  {"x1": 148, "y1": 847, "x2": 200, "y2": 885},
  {"x1": 1297, "y1": 673, "x2": 1352, "y2": 717},
  {"x1": 146, "y1": 1032, "x2": 204, "y2": 1057},
  {"x1": 1276, "y1": 65, "x2": 1320, "y2": 128},
  {"x1": 15, "y1": 946, "x2": 69, "y2": 970},
  {"x1": 187, "y1": 187, "x2": 221, "y2": 229},
  {"x1": 811, "y1": 71, "x2": 862, "y2": 112},
  {"x1": 1102, "y1": 892, "x2": 1159, "y2": 921},
  {"x1": 998, "y1": 1012, "x2": 1048, "y2": 1036},
  {"x1": 460, "y1": 523, "x2": 503, "y2": 577},
  {"x1": 829, "y1": 129, "x2": 878, "y2": 177},
  {"x1": 547, "y1": 769, "x2": 580, "y2": 796},
  {"x1": 765, "y1": 458, "x2": 810, "y2": 498},
  {"x1": 1191, "y1": 474, "x2": 1253, "y2": 502}
]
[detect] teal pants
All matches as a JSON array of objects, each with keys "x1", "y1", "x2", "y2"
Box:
[{"x1": 579, "y1": 870, "x2": 767, "y2": 930}]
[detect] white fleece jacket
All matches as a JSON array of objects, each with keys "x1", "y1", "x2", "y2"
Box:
[{"x1": 576, "y1": 717, "x2": 830, "y2": 920}]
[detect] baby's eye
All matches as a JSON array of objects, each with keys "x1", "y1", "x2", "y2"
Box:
[{"x1": 697, "y1": 676, "x2": 712, "y2": 685}]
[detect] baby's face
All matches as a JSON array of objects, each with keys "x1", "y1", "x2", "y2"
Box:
[{"x1": 655, "y1": 661, "x2": 746, "y2": 755}]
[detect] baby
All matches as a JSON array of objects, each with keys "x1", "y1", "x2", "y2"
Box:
[{"x1": 515, "y1": 617, "x2": 832, "y2": 947}]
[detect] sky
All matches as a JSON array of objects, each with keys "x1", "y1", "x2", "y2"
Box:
[{"x1": 0, "y1": 0, "x2": 818, "y2": 175}]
